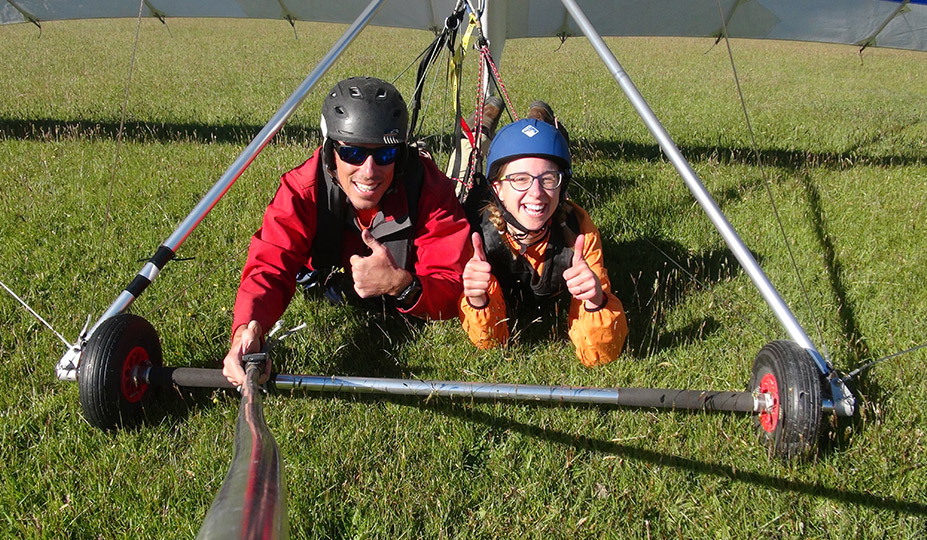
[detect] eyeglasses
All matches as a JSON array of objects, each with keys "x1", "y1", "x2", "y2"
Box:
[
  {"x1": 501, "y1": 171, "x2": 563, "y2": 191},
  {"x1": 335, "y1": 144, "x2": 399, "y2": 166}
]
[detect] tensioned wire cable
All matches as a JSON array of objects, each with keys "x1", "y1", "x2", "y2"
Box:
[
  {"x1": 85, "y1": 0, "x2": 252, "y2": 323},
  {"x1": 558, "y1": 3, "x2": 832, "y2": 353},
  {"x1": 0, "y1": 279, "x2": 71, "y2": 347},
  {"x1": 711, "y1": 0, "x2": 927, "y2": 379},
  {"x1": 713, "y1": 0, "x2": 829, "y2": 362},
  {"x1": 100, "y1": 0, "x2": 146, "y2": 257},
  {"x1": 102, "y1": 0, "x2": 235, "y2": 321},
  {"x1": 0, "y1": 0, "x2": 153, "y2": 347}
]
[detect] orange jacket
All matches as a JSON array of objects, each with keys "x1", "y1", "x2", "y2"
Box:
[{"x1": 458, "y1": 203, "x2": 628, "y2": 366}]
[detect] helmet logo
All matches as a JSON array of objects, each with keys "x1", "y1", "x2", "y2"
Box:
[
  {"x1": 383, "y1": 129, "x2": 402, "y2": 145},
  {"x1": 521, "y1": 125, "x2": 540, "y2": 137}
]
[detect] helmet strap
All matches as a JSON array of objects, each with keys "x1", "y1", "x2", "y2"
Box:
[
  {"x1": 322, "y1": 138, "x2": 337, "y2": 177},
  {"x1": 488, "y1": 184, "x2": 556, "y2": 248}
]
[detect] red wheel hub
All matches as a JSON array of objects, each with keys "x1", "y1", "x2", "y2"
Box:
[
  {"x1": 120, "y1": 346, "x2": 150, "y2": 403},
  {"x1": 757, "y1": 372, "x2": 780, "y2": 432}
]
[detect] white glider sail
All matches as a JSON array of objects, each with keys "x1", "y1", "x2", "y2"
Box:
[{"x1": 3, "y1": 0, "x2": 927, "y2": 52}]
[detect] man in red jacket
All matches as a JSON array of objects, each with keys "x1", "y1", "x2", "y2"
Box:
[{"x1": 223, "y1": 77, "x2": 470, "y2": 386}]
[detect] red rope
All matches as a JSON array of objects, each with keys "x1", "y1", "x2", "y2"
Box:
[
  {"x1": 480, "y1": 45, "x2": 519, "y2": 122},
  {"x1": 457, "y1": 43, "x2": 520, "y2": 191}
]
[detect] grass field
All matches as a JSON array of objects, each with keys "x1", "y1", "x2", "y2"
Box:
[{"x1": 2, "y1": 17, "x2": 926, "y2": 539}]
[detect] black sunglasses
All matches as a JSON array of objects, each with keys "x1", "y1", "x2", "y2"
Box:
[{"x1": 335, "y1": 144, "x2": 399, "y2": 166}]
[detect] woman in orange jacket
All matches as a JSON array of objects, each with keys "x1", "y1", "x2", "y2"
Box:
[{"x1": 459, "y1": 105, "x2": 628, "y2": 366}]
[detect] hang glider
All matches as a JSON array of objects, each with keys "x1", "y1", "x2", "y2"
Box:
[
  {"x1": 3, "y1": 0, "x2": 927, "y2": 53},
  {"x1": 8, "y1": 0, "x2": 925, "y2": 469}
]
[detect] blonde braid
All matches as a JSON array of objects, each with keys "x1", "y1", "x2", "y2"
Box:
[
  {"x1": 483, "y1": 201, "x2": 506, "y2": 233},
  {"x1": 483, "y1": 175, "x2": 507, "y2": 234}
]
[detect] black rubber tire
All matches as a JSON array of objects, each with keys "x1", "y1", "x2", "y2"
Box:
[
  {"x1": 749, "y1": 340, "x2": 823, "y2": 460},
  {"x1": 78, "y1": 313, "x2": 163, "y2": 431}
]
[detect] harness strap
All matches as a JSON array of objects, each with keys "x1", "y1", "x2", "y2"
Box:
[
  {"x1": 476, "y1": 202, "x2": 581, "y2": 304},
  {"x1": 304, "y1": 149, "x2": 425, "y2": 301}
]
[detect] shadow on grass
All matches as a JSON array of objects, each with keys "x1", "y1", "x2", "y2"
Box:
[
  {"x1": 279, "y1": 294, "x2": 430, "y2": 380},
  {"x1": 0, "y1": 116, "x2": 321, "y2": 146},
  {"x1": 3, "y1": 116, "x2": 925, "y2": 168},
  {"x1": 580, "y1": 135, "x2": 897, "y2": 369},
  {"x1": 407, "y1": 397, "x2": 927, "y2": 516},
  {"x1": 317, "y1": 310, "x2": 427, "y2": 380},
  {"x1": 106, "y1": 385, "x2": 223, "y2": 433},
  {"x1": 242, "y1": 390, "x2": 925, "y2": 517},
  {"x1": 575, "y1": 136, "x2": 927, "y2": 171},
  {"x1": 454, "y1": 209, "x2": 744, "y2": 356},
  {"x1": 37, "y1": 115, "x2": 892, "y2": 461},
  {"x1": 575, "y1": 138, "x2": 885, "y2": 460},
  {"x1": 604, "y1": 236, "x2": 743, "y2": 357},
  {"x1": 793, "y1": 167, "x2": 881, "y2": 458}
]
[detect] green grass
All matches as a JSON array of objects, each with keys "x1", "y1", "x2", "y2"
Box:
[{"x1": 2, "y1": 18, "x2": 927, "y2": 539}]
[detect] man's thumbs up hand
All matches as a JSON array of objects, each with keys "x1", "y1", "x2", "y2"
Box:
[{"x1": 350, "y1": 229, "x2": 409, "y2": 298}]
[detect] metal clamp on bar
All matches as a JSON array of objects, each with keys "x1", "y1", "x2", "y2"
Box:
[{"x1": 243, "y1": 352, "x2": 267, "y2": 368}]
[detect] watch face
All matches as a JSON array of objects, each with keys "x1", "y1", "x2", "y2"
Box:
[{"x1": 397, "y1": 276, "x2": 422, "y2": 305}]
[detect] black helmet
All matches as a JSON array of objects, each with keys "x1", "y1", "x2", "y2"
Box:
[{"x1": 321, "y1": 77, "x2": 408, "y2": 145}]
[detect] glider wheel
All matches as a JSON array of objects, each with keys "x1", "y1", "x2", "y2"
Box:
[
  {"x1": 749, "y1": 340, "x2": 823, "y2": 460},
  {"x1": 78, "y1": 313, "x2": 163, "y2": 431}
]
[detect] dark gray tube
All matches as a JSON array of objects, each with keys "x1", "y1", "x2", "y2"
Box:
[{"x1": 149, "y1": 367, "x2": 236, "y2": 388}]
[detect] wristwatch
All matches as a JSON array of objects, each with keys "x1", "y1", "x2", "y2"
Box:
[{"x1": 394, "y1": 275, "x2": 422, "y2": 308}]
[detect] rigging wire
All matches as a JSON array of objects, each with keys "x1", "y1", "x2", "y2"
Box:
[
  {"x1": 0, "y1": 279, "x2": 70, "y2": 348},
  {"x1": 713, "y1": 0, "x2": 830, "y2": 362},
  {"x1": 100, "y1": 0, "x2": 147, "y2": 258},
  {"x1": 846, "y1": 342, "x2": 927, "y2": 380},
  {"x1": 421, "y1": 42, "x2": 453, "y2": 150},
  {"x1": 414, "y1": 31, "x2": 456, "y2": 146},
  {"x1": 3, "y1": 2, "x2": 154, "y2": 352},
  {"x1": 91, "y1": 0, "x2": 257, "y2": 321},
  {"x1": 711, "y1": 0, "x2": 927, "y2": 378}
]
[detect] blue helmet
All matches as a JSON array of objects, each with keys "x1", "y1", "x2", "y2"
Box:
[{"x1": 485, "y1": 118, "x2": 571, "y2": 182}]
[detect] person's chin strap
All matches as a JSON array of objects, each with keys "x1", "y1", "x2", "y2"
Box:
[{"x1": 488, "y1": 186, "x2": 556, "y2": 250}]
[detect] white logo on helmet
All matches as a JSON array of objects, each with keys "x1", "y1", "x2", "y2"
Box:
[{"x1": 521, "y1": 125, "x2": 540, "y2": 137}]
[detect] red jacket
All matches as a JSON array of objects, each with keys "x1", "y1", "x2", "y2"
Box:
[{"x1": 232, "y1": 147, "x2": 470, "y2": 333}]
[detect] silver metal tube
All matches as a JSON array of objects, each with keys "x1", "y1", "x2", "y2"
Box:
[
  {"x1": 87, "y1": 0, "x2": 387, "y2": 338},
  {"x1": 278, "y1": 374, "x2": 621, "y2": 404},
  {"x1": 165, "y1": 0, "x2": 385, "y2": 249},
  {"x1": 558, "y1": 0, "x2": 828, "y2": 374},
  {"x1": 146, "y1": 368, "x2": 762, "y2": 413},
  {"x1": 273, "y1": 374, "x2": 761, "y2": 413}
]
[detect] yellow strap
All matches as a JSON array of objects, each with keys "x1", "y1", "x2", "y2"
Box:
[
  {"x1": 450, "y1": 13, "x2": 480, "y2": 99},
  {"x1": 462, "y1": 12, "x2": 479, "y2": 51}
]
